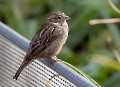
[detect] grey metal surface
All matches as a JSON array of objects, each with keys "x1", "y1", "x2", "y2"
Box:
[
  {"x1": 0, "y1": 35, "x2": 74, "y2": 87},
  {"x1": 0, "y1": 22, "x2": 98, "y2": 87}
]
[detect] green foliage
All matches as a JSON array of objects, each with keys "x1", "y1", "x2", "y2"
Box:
[{"x1": 0, "y1": 0, "x2": 120, "y2": 86}]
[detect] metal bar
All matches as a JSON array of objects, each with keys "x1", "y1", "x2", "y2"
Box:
[{"x1": 0, "y1": 22, "x2": 98, "y2": 87}]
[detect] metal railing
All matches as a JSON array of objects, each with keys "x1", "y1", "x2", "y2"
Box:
[{"x1": 0, "y1": 22, "x2": 98, "y2": 87}]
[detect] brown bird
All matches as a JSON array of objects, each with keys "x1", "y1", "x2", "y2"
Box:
[{"x1": 13, "y1": 11, "x2": 70, "y2": 80}]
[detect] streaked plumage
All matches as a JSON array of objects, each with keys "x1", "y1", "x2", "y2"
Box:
[{"x1": 13, "y1": 11, "x2": 70, "y2": 80}]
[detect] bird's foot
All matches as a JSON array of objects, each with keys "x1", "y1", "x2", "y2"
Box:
[
  {"x1": 50, "y1": 57, "x2": 61, "y2": 64},
  {"x1": 47, "y1": 56, "x2": 61, "y2": 67}
]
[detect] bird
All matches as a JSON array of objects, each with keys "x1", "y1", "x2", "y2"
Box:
[{"x1": 13, "y1": 11, "x2": 70, "y2": 80}]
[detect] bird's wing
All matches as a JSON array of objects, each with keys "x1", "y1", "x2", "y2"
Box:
[
  {"x1": 13, "y1": 24, "x2": 58, "y2": 80},
  {"x1": 23, "y1": 24, "x2": 57, "y2": 62}
]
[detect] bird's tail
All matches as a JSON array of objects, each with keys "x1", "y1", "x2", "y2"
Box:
[
  {"x1": 13, "y1": 62, "x2": 27, "y2": 80},
  {"x1": 13, "y1": 54, "x2": 35, "y2": 80}
]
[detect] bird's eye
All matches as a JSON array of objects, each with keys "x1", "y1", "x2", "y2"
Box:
[{"x1": 58, "y1": 16, "x2": 61, "y2": 19}]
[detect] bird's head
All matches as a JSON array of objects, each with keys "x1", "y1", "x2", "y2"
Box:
[{"x1": 46, "y1": 11, "x2": 70, "y2": 25}]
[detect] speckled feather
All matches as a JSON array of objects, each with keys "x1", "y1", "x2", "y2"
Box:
[{"x1": 13, "y1": 11, "x2": 70, "y2": 80}]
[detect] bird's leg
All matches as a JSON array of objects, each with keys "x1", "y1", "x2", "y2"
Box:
[
  {"x1": 50, "y1": 56, "x2": 62, "y2": 64},
  {"x1": 47, "y1": 56, "x2": 62, "y2": 67}
]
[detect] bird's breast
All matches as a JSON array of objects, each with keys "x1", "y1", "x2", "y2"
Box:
[
  {"x1": 52, "y1": 21, "x2": 68, "y2": 55},
  {"x1": 58, "y1": 20, "x2": 69, "y2": 37},
  {"x1": 43, "y1": 21, "x2": 69, "y2": 57}
]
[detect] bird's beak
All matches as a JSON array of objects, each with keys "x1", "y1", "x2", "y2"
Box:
[{"x1": 64, "y1": 16, "x2": 71, "y2": 20}]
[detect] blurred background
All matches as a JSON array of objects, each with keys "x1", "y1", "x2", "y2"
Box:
[{"x1": 0, "y1": 0, "x2": 120, "y2": 87}]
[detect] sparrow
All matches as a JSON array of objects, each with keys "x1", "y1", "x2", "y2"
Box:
[{"x1": 13, "y1": 11, "x2": 70, "y2": 80}]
